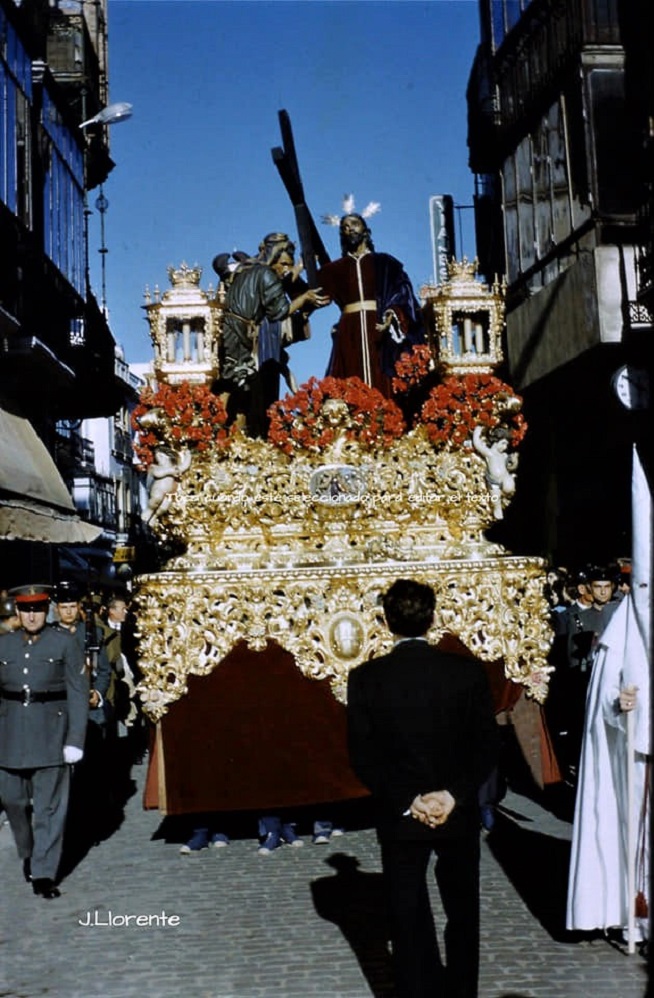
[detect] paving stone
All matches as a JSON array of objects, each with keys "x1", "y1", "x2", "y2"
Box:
[{"x1": 0, "y1": 771, "x2": 648, "y2": 997}]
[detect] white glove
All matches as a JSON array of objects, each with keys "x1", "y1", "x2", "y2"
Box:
[{"x1": 63, "y1": 745, "x2": 84, "y2": 764}]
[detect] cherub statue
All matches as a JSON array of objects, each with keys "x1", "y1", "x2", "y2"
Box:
[
  {"x1": 321, "y1": 397, "x2": 353, "y2": 462},
  {"x1": 472, "y1": 425, "x2": 518, "y2": 520},
  {"x1": 144, "y1": 446, "x2": 192, "y2": 525}
]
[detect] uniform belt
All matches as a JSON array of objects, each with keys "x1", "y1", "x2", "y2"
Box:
[
  {"x1": 342, "y1": 300, "x2": 377, "y2": 314},
  {"x1": 1, "y1": 689, "x2": 67, "y2": 705}
]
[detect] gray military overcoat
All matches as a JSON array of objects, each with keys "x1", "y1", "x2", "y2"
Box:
[{"x1": 0, "y1": 626, "x2": 89, "y2": 768}]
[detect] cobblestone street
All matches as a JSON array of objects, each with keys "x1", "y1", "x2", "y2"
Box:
[{"x1": 0, "y1": 763, "x2": 648, "y2": 998}]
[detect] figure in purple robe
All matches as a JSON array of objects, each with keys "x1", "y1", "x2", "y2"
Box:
[{"x1": 317, "y1": 214, "x2": 425, "y2": 397}]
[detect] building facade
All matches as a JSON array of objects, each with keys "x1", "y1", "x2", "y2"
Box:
[
  {"x1": 55, "y1": 348, "x2": 146, "y2": 588},
  {"x1": 0, "y1": 0, "x2": 135, "y2": 586},
  {"x1": 467, "y1": 0, "x2": 652, "y2": 565}
]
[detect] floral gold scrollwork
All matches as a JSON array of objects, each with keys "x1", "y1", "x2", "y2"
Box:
[
  {"x1": 134, "y1": 559, "x2": 553, "y2": 722},
  {"x1": 132, "y1": 401, "x2": 552, "y2": 719},
  {"x1": 144, "y1": 424, "x2": 518, "y2": 570}
]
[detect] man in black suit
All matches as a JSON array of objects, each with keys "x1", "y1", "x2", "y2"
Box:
[{"x1": 347, "y1": 579, "x2": 498, "y2": 998}]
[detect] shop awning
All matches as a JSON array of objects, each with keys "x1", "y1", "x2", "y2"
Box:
[{"x1": 0, "y1": 405, "x2": 101, "y2": 543}]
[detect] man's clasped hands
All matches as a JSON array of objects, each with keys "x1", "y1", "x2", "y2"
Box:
[{"x1": 410, "y1": 790, "x2": 456, "y2": 828}]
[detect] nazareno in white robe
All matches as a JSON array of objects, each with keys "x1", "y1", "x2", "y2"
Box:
[{"x1": 566, "y1": 593, "x2": 650, "y2": 933}]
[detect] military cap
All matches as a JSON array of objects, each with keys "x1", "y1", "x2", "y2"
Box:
[
  {"x1": 52, "y1": 580, "x2": 84, "y2": 604},
  {"x1": 9, "y1": 584, "x2": 51, "y2": 607},
  {"x1": 585, "y1": 565, "x2": 613, "y2": 583}
]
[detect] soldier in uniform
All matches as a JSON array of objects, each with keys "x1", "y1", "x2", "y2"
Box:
[
  {"x1": 52, "y1": 580, "x2": 111, "y2": 730},
  {"x1": 52, "y1": 581, "x2": 113, "y2": 845},
  {"x1": 550, "y1": 566, "x2": 619, "y2": 782},
  {"x1": 0, "y1": 584, "x2": 89, "y2": 898}
]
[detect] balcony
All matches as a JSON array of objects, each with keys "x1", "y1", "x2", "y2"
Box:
[{"x1": 45, "y1": 2, "x2": 114, "y2": 190}]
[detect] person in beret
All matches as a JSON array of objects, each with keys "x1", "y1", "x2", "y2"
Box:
[{"x1": 0, "y1": 585, "x2": 89, "y2": 898}]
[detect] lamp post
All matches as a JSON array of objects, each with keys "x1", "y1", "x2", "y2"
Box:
[
  {"x1": 95, "y1": 189, "x2": 109, "y2": 316},
  {"x1": 79, "y1": 102, "x2": 133, "y2": 308}
]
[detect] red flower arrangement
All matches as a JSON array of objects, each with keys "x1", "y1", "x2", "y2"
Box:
[
  {"x1": 267, "y1": 376, "x2": 406, "y2": 456},
  {"x1": 132, "y1": 381, "x2": 230, "y2": 468},
  {"x1": 419, "y1": 374, "x2": 527, "y2": 450},
  {"x1": 392, "y1": 344, "x2": 435, "y2": 395}
]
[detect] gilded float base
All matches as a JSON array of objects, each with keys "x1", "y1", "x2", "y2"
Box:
[{"x1": 134, "y1": 555, "x2": 552, "y2": 722}]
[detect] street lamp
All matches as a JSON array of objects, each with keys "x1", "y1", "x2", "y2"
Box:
[{"x1": 79, "y1": 101, "x2": 133, "y2": 130}]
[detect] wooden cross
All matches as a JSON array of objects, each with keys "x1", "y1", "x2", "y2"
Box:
[{"x1": 271, "y1": 110, "x2": 330, "y2": 288}]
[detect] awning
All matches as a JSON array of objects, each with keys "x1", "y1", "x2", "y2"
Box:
[{"x1": 0, "y1": 405, "x2": 102, "y2": 543}]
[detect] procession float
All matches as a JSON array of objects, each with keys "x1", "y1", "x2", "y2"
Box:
[{"x1": 132, "y1": 257, "x2": 555, "y2": 817}]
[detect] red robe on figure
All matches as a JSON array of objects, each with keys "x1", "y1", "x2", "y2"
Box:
[{"x1": 317, "y1": 250, "x2": 425, "y2": 398}]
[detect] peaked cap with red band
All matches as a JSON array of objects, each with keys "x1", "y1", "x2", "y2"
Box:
[{"x1": 9, "y1": 585, "x2": 51, "y2": 607}]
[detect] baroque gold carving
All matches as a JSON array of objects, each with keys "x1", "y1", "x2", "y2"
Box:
[
  {"x1": 134, "y1": 558, "x2": 553, "y2": 721},
  {"x1": 134, "y1": 426, "x2": 553, "y2": 721},
  {"x1": 143, "y1": 426, "x2": 513, "y2": 568}
]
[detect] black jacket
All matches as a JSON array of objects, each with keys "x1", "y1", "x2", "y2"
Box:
[{"x1": 347, "y1": 640, "x2": 498, "y2": 841}]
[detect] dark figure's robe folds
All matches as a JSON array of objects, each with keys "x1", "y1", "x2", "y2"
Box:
[
  {"x1": 220, "y1": 262, "x2": 290, "y2": 389},
  {"x1": 218, "y1": 262, "x2": 291, "y2": 436},
  {"x1": 317, "y1": 251, "x2": 425, "y2": 397}
]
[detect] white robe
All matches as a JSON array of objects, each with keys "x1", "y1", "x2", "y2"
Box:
[{"x1": 566, "y1": 594, "x2": 650, "y2": 932}]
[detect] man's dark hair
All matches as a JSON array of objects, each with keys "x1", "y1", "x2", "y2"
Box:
[
  {"x1": 382, "y1": 579, "x2": 435, "y2": 637},
  {"x1": 106, "y1": 591, "x2": 130, "y2": 608}
]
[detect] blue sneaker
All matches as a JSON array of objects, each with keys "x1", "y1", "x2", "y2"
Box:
[
  {"x1": 210, "y1": 832, "x2": 230, "y2": 848},
  {"x1": 312, "y1": 820, "x2": 332, "y2": 845},
  {"x1": 179, "y1": 827, "x2": 210, "y2": 854},
  {"x1": 258, "y1": 831, "x2": 281, "y2": 854},
  {"x1": 281, "y1": 822, "x2": 304, "y2": 847}
]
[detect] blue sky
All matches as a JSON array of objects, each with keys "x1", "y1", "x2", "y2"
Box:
[{"x1": 96, "y1": 0, "x2": 482, "y2": 386}]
